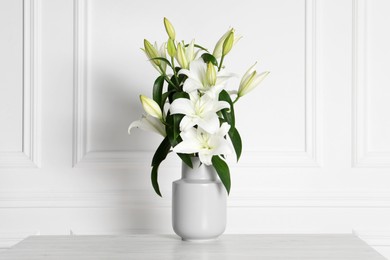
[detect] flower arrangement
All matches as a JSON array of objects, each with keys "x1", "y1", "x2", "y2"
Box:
[{"x1": 129, "y1": 18, "x2": 269, "y2": 197}]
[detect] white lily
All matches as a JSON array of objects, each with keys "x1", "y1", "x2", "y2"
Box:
[
  {"x1": 238, "y1": 62, "x2": 270, "y2": 97},
  {"x1": 178, "y1": 58, "x2": 235, "y2": 98},
  {"x1": 128, "y1": 114, "x2": 166, "y2": 137},
  {"x1": 170, "y1": 93, "x2": 229, "y2": 134},
  {"x1": 173, "y1": 123, "x2": 233, "y2": 165}
]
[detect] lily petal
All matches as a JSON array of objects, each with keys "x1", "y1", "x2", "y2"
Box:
[
  {"x1": 170, "y1": 98, "x2": 193, "y2": 115},
  {"x1": 128, "y1": 114, "x2": 166, "y2": 137}
]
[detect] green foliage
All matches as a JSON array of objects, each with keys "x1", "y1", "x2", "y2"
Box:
[
  {"x1": 219, "y1": 90, "x2": 235, "y2": 127},
  {"x1": 149, "y1": 57, "x2": 172, "y2": 68},
  {"x1": 201, "y1": 53, "x2": 218, "y2": 67},
  {"x1": 178, "y1": 153, "x2": 193, "y2": 168},
  {"x1": 151, "y1": 136, "x2": 171, "y2": 197},
  {"x1": 228, "y1": 126, "x2": 242, "y2": 161},
  {"x1": 152, "y1": 76, "x2": 164, "y2": 109},
  {"x1": 151, "y1": 165, "x2": 162, "y2": 197},
  {"x1": 212, "y1": 156, "x2": 231, "y2": 194}
]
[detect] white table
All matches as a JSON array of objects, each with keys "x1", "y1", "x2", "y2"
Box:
[{"x1": 0, "y1": 234, "x2": 386, "y2": 259}]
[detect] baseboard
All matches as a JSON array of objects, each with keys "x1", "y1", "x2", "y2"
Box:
[{"x1": 0, "y1": 190, "x2": 390, "y2": 208}]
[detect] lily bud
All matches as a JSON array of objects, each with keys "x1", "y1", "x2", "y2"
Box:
[
  {"x1": 140, "y1": 95, "x2": 163, "y2": 120},
  {"x1": 167, "y1": 38, "x2": 176, "y2": 58},
  {"x1": 176, "y1": 42, "x2": 189, "y2": 69},
  {"x1": 238, "y1": 63, "x2": 270, "y2": 97},
  {"x1": 206, "y1": 62, "x2": 217, "y2": 86},
  {"x1": 163, "y1": 17, "x2": 176, "y2": 40},
  {"x1": 222, "y1": 31, "x2": 234, "y2": 56},
  {"x1": 144, "y1": 39, "x2": 160, "y2": 66},
  {"x1": 213, "y1": 28, "x2": 242, "y2": 58}
]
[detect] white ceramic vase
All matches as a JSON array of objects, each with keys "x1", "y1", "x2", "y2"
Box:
[{"x1": 172, "y1": 157, "x2": 227, "y2": 241}]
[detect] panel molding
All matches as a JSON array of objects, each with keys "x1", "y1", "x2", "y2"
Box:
[
  {"x1": 0, "y1": 0, "x2": 41, "y2": 169},
  {"x1": 73, "y1": 0, "x2": 321, "y2": 168},
  {"x1": 352, "y1": 0, "x2": 390, "y2": 167},
  {"x1": 1, "y1": 190, "x2": 389, "y2": 209}
]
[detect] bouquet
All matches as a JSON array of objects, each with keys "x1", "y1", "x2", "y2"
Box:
[{"x1": 129, "y1": 18, "x2": 269, "y2": 196}]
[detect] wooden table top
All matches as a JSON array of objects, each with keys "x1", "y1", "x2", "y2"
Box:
[{"x1": 0, "y1": 234, "x2": 386, "y2": 259}]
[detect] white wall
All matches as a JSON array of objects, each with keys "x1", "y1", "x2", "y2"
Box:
[{"x1": 0, "y1": 0, "x2": 389, "y2": 257}]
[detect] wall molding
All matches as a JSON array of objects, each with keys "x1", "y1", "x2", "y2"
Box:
[
  {"x1": 352, "y1": 0, "x2": 390, "y2": 167},
  {"x1": 1, "y1": 190, "x2": 389, "y2": 209},
  {"x1": 0, "y1": 0, "x2": 41, "y2": 169},
  {"x1": 73, "y1": 0, "x2": 321, "y2": 168}
]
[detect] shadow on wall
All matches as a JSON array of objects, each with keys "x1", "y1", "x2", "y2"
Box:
[
  {"x1": 89, "y1": 67, "x2": 163, "y2": 151},
  {"x1": 72, "y1": 67, "x2": 175, "y2": 234}
]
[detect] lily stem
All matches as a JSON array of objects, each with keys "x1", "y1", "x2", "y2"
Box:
[
  {"x1": 171, "y1": 57, "x2": 178, "y2": 79},
  {"x1": 218, "y1": 55, "x2": 225, "y2": 72}
]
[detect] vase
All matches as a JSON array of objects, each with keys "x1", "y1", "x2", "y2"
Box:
[{"x1": 172, "y1": 157, "x2": 227, "y2": 241}]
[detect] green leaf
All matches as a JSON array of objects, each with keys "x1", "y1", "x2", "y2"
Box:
[
  {"x1": 150, "y1": 136, "x2": 171, "y2": 197},
  {"x1": 201, "y1": 53, "x2": 218, "y2": 67},
  {"x1": 175, "y1": 67, "x2": 188, "y2": 84},
  {"x1": 152, "y1": 76, "x2": 164, "y2": 108},
  {"x1": 172, "y1": 91, "x2": 189, "y2": 100},
  {"x1": 184, "y1": 43, "x2": 209, "y2": 52},
  {"x1": 219, "y1": 90, "x2": 235, "y2": 127},
  {"x1": 212, "y1": 156, "x2": 231, "y2": 195},
  {"x1": 151, "y1": 165, "x2": 162, "y2": 197},
  {"x1": 149, "y1": 57, "x2": 172, "y2": 68},
  {"x1": 151, "y1": 136, "x2": 171, "y2": 167},
  {"x1": 161, "y1": 91, "x2": 170, "y2": 108},
  {"x1": 166, "y1": 113, "x2": 184, "y2": 146},
  {"x1": 229, "y1": 126, "x2": 242, "y2": 161},
  {"x1": 178, "y1": 153, "x2": 193, "y2": 168}
]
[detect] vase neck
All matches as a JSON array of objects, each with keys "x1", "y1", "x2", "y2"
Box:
[{"x1": 181, "y1": 157, "x2": 217, "y2": 181}]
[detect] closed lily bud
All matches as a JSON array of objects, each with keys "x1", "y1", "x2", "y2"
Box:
[
  {"x1": 144, "y1": 39, "x2": 160, "y2": 66},
  {"x1": 213, "y1": 28, "x2": 242, "y2": 58},
  {"x1": 163, "y1": 17, "x2": 176, "y2": 40},
  {"x1": 167, "y1": 38, "x2": 176, "y2": 58},
  {"x1": 176, "y1": 42, "x2": 189, "y2": 69},
  {"x1": 238, "y1": 62, "x2": 270, "y2": 97},
  {"x1": 222, "y1": 30, "x2": 234, "y2": 56},
  {"x1": 206, "y1": 62, "x2": 217, "y2": 86},
  {"x1": 140, "y1": 95, "x2": 163, "y2": 120}
]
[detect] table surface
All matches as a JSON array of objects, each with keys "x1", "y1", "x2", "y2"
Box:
[{"x1": 0, "y1": 234, "x2": 386, "y2": 260}]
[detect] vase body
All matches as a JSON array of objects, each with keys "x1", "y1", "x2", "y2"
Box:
[{"x1": 172, "y1": 157, "x2": 227, "y2": 241}]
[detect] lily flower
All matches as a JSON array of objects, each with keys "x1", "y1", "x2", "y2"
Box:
[
  {"x1": 128, "y1": 114, "x2": 166, "y2": 137},
  {"x1": 173, "y1": 123, "x2": 233, "y2": 165},
  {"x1": 140, "y1": 95, "x2": 163, "y2": 120},
  {"x1": 178, "y1": 58, "x2": 235, "y2": 98},
  {"x1": 169, "y1": 93, "x2": 229, "y2": 134},
  {"x1": 212, "y1": 28, "x2": 242, "y2": 58},
  {"x1": 238, "y1": 62, "x2": 270, "y2": 97}
]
